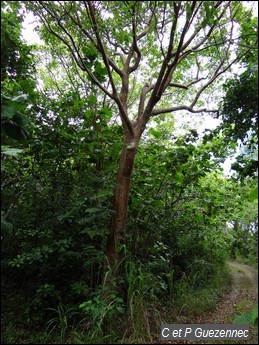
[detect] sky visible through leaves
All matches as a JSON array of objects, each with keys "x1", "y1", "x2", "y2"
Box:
[{"x1": 20, "y1": 2, "x2": 258, "y2": 176}]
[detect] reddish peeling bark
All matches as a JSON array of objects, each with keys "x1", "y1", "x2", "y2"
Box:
[{"x1": 106, "y1": 132, "x2": 140, "y2": 271}]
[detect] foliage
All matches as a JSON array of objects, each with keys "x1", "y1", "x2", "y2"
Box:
[
  {"x1": 1, "y1": 1, "x2": 36, "y2": 144},
  {"x1": 235, "y1": 303, "x2": 258, "y2": 328},
  {"x1": 128, "y1": 131, "x2": 239, "y2": 286},
  {"x1": 23, "y1": 1, "x2": 256, "y2": 273},
  {"x1": 1, "y1": 1, "x2": 35, "y2": 83},
  {"x1": 215, "y1": 10, "x2": 258, "y2": 179},
  {"x1": 46, "y1": 304, "x2": 80, "y2": 343},
  {"x1": 227, "y1": 180, "x2": 258, "y2": 267},
  {"x1": 79, "y1": 288, "x2": 124, "y2": 339},
  {"x1": 221, "y1": 70, "x2": 258, "y2": 145},
  {"x1": 219, "y1": 66, "x2": 258, "y2": 178},
  {"x1": 1, "y1": 1, "x2": 258, "y2": 344}
]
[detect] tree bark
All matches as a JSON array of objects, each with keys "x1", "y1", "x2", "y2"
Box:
[{"x1": 106, "y1": 132, "x2": 140, "y2": 272}]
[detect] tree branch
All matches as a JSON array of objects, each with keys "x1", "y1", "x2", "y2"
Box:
[
  {"x1": 142, "y1": 2, "x2": 181, "y2": 117},
  {"x1": 128, "y1": 11, "x2": 142, "y2": 73},
  {"x1": 168, "y1": 78, "x2": 206, "y2": 90},
  {"x1": 151, "y1": 105, "x2": 219, "y2": 117},
  {"x1": 156, "y1": 1, "x2": 196, "y2": 98},
  {"x1": 66, "y1": 11, "x2": 124, "y2": 77},
  {"x1": 86, "y1": 1, "x2": 134, "y2": 137},
  {"x1": 36, "y1": 3, "x2": 116, "y2": 101}
]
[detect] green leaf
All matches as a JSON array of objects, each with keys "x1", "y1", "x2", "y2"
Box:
[
  {"x1": 12, "y1": 94, "x2": 29, "y2": 103},
  {"x1": 85, "y1": 207, "x2": 101, "y2": 213},
  {"x1": 175, "y1": 171, "x2": 184, "y2": 183},
  {"x1": 94, "y1": 62, "x2": 107, "y2": 76},
  {"x1": 186, "y1": 2, "x2": 192, "y2": 21},
  {"x1": 251, "y1": 303, "x2": 258, "y2": 326},
  {"x1": 249, "y1": 186, "x2": 258, "y2": 201},
  {"x1": 2, "y1": 121, "x2": 29, "y2": 140},
  {"x1": 1, "y1": 146, "x2": 24, "y2": 157},
  {"x1": 89, "y1": 190, "x2": 113, "y2": 200},
  {"x1": 234, "y1": 313, "x2": 252, "y2": 324},
  {"x1": 204, "y1": 2, "x2": 212, "y2": 22},
  {"x1": 1, "y1": 105, "x2": 17, "y2": 119},
  {"x1": 82, "y1": 45, "x2": 98, "y2": 62},
  {"x1": 1, "y1": 95, "x2": 28, "y2": 119},
  {"x1": 152, "y1": 200, "x2": 164, "y2": 208},
  {"x1": 99, "y1": 107, "x2": 112, "y2": 121},
  {"x1": 85, "y1": 229, "x2": 108, "y2": 239},
  {"x1": 149, "y1": 128, "x2": 162, "y2": 138},
  {"x1": 87, "y1": 95, "x2": 97, "y2": 106},
  {"x1": 1, "y1": 214, "x2": 13, "y2": 231},
  {"x1": 93, "y1": 61, "x2": 107, "y2": 82}
]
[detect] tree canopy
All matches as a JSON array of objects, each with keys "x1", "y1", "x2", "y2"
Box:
[
  {"x1": 23, "y1": 1, "x2": 257, "y2": 269},
  {"x1": 1, "y1": 1, "x2": 258, "y2": 343}
]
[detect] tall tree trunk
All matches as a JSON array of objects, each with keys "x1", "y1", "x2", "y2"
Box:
[{"x1": 106, "y1": 132, "x2": 139, "y2": 272}]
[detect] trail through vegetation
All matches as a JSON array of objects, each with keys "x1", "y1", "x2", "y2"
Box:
[
  {"x1": 155, "y1": 262, "x2": 258, "y2": 344},
  {"x1": 1, "y1": 1, "x2": 258, "y2": 344}
]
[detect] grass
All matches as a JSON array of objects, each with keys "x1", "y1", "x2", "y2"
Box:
[
  {"x1": 234, "y1": 255, "x2": 258, "y2": 269},
  {"x1": 235, "y1": 298, "x2": 255, "y2": 315},
  {"x1": 164, "y1": 265, "x2": 232, "y2": 323},
  {"x1": 1, "y1": 265, "x2": 233, "y2": 344},
  {"x1": 1, "y1": 324, "x2": 51, "y2": 344}
]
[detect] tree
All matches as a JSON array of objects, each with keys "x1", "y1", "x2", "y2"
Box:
[
  {"x1": 1, "y1": 1, "x2": 35, "y2": 83},
  {"x1": 26, "y1": 1, "x2": 254, "y2": 273},
  {"x1": 1, "y1": 0, "x2": 36, "y2": 230},
  {"x1": 216, "y1": 10, "x2": 258, "y2": 178}
]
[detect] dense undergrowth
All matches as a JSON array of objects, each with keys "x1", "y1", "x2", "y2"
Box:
[
  {"x1": 1, "y1": 262, "x2": 232, "y2": 344},
  {"x1": 1, "y1": 1, "x2": 258, "y2": 344}
]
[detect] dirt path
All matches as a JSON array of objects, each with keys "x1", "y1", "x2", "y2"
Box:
[
  {"x1": 227, "y1": 262, "x2": 258, "y2": 294},
  {"x1": 156, "y1": 261, "x2": 258, "y2": 344},
  {"x1": 205, "y1": 262, "x2": 258, "y2": 325}
]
